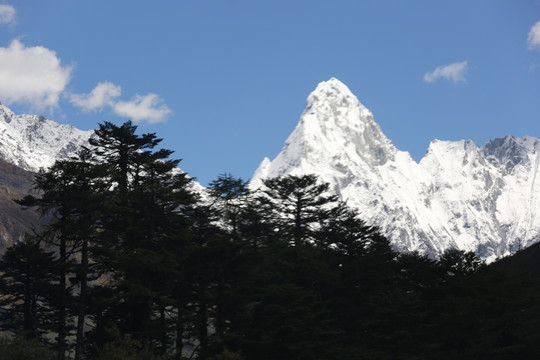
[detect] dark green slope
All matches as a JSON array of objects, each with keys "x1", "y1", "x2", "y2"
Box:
[
  {"x1": 419, "y1": 245, "x2": 540, "y2": 360},
  {"x1": 490, "y1": 241, "x2": 540, "y2": 275}
]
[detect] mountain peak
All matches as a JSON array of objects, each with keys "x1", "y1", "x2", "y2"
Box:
[
  {"x1": 0, "y1": 103, "x2": 93, "y2": 172},
  {"x1": 251, "y1": 78, "x2": 540, "y2": 260},
  {"x1": 302, "y1": 79, "x2": 390, "y2": 147},
  {"x1": 0, "y1": 102, "x2": 15, "y2": 122},
  {"x1": 306, "y1": 78, "x2": 367, "y2": 118},
  {"x1": 251, "y1": 78, "x2": 396, "y2": 183},
  {"x1": 481, "y1": 135, "x2": 540, "y2": 174},
  {"x1": 309, "y1": 77, "x2": 353, "y2": 97}
]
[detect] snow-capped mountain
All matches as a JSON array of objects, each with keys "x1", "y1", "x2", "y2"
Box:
[
  {"x1": 252, "y1": 78, "x2": 540, "y2": 261},
  {"x1": 0, "y1": 103, "x2": 206, "y2": 246},
  {"x1": 0, "y1": 103, "x2": 93, "y2": 172},
  {"x1": 0, "y1": 103, "x2": 94, "y2": 247}
]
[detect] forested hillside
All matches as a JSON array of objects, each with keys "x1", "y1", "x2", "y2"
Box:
[{"x1": 0, "y1": 122, "x2": 538, "y2": 360}]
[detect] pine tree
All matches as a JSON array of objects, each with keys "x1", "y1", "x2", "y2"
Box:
[
  {"x1": 218, "y1": 175, "x2": 347, "y2": 360},
  {"x1": 89, "y1": 121, "x2": 162, "y2": 201},
  {"x1": 203, "y1": 174, "x2": 253, "y2": 355},
  {"x1": 208, "y1": 173, "x2": 250, "y2": 239},
  {"x1": 0, "y1": 236, "x2": 56, "y2": 341},
  {"x1": 16, "y1": 154, "x2": 103, "y2": 360},
  {"x1": 68, "y1": 148, "x2": 108, "y2": 360},
  {"x1": 315, "y1": 201, "x2": 387, "y2": 256},
  {"x1": 86, "y1": 121, "x2": 197, "y2": 354},
  {"x1": 438, "y1": 248, "x2": 485, "y2": 277},
  {"x1": 183, "y1": 203, "x2": 224, "y2": 359},
  {"x1": 258, "y1": 174, "x2": 338, "y2": 246}
]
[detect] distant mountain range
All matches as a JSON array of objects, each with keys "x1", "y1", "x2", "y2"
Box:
[
  {"x1": 0, "y1": 103, "x2": 93, "y2": 247},
  {"x1": 0, "y1": 103, "x2": 92, "y2": 173},
  {"x1": 251, "y1": 78, "x2": 540, "y2": 261},
  {"x1": 2, "y1": 79, "x2": 540, "y2": 260}
]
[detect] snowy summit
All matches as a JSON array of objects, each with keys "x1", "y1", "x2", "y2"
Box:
[
  {"x1": 252, "y1": 78, "x2": 540, "y2": 261},
  {"x1": 0, "y1": 103, "x2": 93, "y2": 172}
]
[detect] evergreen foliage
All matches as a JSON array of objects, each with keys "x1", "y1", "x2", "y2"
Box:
[
  {"x1": 258, "y1": 174, "x2": 337, "y2": 246},
  {"x1": 0, "y1": 335, "x2": 54, "y2": 360},
  {"x1": 0, "y1": 236, "x2": 56, "y2": 340},
  {"x1": 13, "y1": 150, "x2": 105, "y2": 359},
  {"x1": 0, "y1": 120, "x2": 539, "y2": 359}
]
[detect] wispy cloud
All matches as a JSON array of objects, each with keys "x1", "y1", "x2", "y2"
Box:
[
  {"x1": 0, "y1": 35, "x2": 170, "y2": 123},
  {"x1": 0, "y1": 34, "x2": 170, "y2": 123},
  {"x1": 528, "y1": 20, "x2": 540, "y2": 50},
  {"x1": 0, "y1": 40, "x2": 72, "y2": 110},
  {"x1": 0, "y1": 4, "x2": 15, "y2": 26},
  {"x1": 424, "y1": 61, "x2": 468, "y2": 83},
  {"x1": 113, "y1": 94, "x2": 171, "y2": 124},
  {"x1": 69, "y1": 82, "x2": 121, "y2": 111},
  {"x1": 71, "y1": 82, "x2": 172, "y2": 124}
]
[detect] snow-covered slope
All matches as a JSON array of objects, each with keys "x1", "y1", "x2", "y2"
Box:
[
  {"x1": 0, "y1": 103, "x2": 208, "y2": 246},
  {"x1": 0, "y1": 103, "x2": 93, "y2": 172},
  {"x1": 251, "y1": 78, "x2": 540, "y2": 261},
  {"x1": 0, "y1": 102, "x2": 206, "y2": 197}
]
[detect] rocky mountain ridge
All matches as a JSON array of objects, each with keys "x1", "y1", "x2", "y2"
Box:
[
  {"x1": 2, "y1": 81, "x2": 540, "y2": 261},
  {"x1": 252, "y1": 78, "x2": 540, "y2": 261},
  {"x1": 0, "y1": 157, "x2": 40, "y2": 249},
  {"x1": 0, "y1": 103, "x2": 93, "y2": 172},
  {"x1": 0, "y1": 103, "x2": 94, "y2": 246},
  {"x1": 0, "y1": 105, "x2": 206, "y2": 246}
]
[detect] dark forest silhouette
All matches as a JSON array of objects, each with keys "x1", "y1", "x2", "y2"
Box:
[{"x1": 0, "y1": 121, "x2": 538, "y2": 360}]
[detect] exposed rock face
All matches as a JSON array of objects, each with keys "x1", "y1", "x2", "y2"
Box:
[
  {"x1": 252, "y1": 78, "x2": 540, "y2": 261},
  {"x1": 0, "y1": 103, "x2": 94, "y2": 249},
  {"x1": 0, "y1": 103, "x2": 205, "y2": 249},
  {"x1": 0, "y1": 102, "x2": 93, "y2": 172},
  {"x1": 0, "y1": 158, "x2": 40, "y2": 250}
]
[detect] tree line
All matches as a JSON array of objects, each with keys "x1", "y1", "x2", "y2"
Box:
[{"x1": 0, "y1": 121, "x2": 537, "y2": 360}]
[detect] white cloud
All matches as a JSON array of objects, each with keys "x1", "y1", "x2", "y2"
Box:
[
  {"x1": 113, "y1": 93, "x2": 171, "y2": 124},
  {"x1": 0, "y1": 38, "x2": 169, "y2": 123},
  {"x1": 69, "y1": 81, "x2": 122, "y2": 111},
  {"x1": 423, "y1": 61, "x2": 468, "y2": 83},
  {"x1": 528, "y1": 20, "x2": 540, "y2": 50},
  {"x1": 71, "y1": 82, "x2": 171, "y2": 124},
  {"x1": 0, "y1": 4, "x2": 15, "y2": 26},
  {"x1": 0, "y1": 39, "x2": 72, "y2": 110}
]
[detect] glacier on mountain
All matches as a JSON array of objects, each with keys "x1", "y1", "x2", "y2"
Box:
[
  {"x1": 0, "y1": 102, "x2": 93, "y2": 172},
  {"x1": 252, "y1": 78, "x2": 540, "y2": 261}
]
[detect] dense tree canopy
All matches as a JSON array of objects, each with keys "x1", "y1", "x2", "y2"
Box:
[{"x1": 0, "y1": 121, "x2": 538, "y2": 360}]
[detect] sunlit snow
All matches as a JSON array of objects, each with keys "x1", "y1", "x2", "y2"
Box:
[{"x1": 251, "y1": 78, "x2": 540, "y2": 260}]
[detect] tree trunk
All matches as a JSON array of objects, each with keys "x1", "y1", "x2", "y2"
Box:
[
  {"x1": 198, "y1": 287, "x2": 208, "y2": 360},
  {"x1": 57, "y1": 234, "x2": 67, "y2": 360},
  {"x1": 175, "y1": 302, "x2": 184, "y2": 360},
  {"x1": 75, "y1": 239, "x2": 88, "y2": 360}
]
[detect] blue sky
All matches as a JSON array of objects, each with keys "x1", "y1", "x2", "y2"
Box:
[{"x1": 0, "y1": 1, "x2": 539, "y2": 185}]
